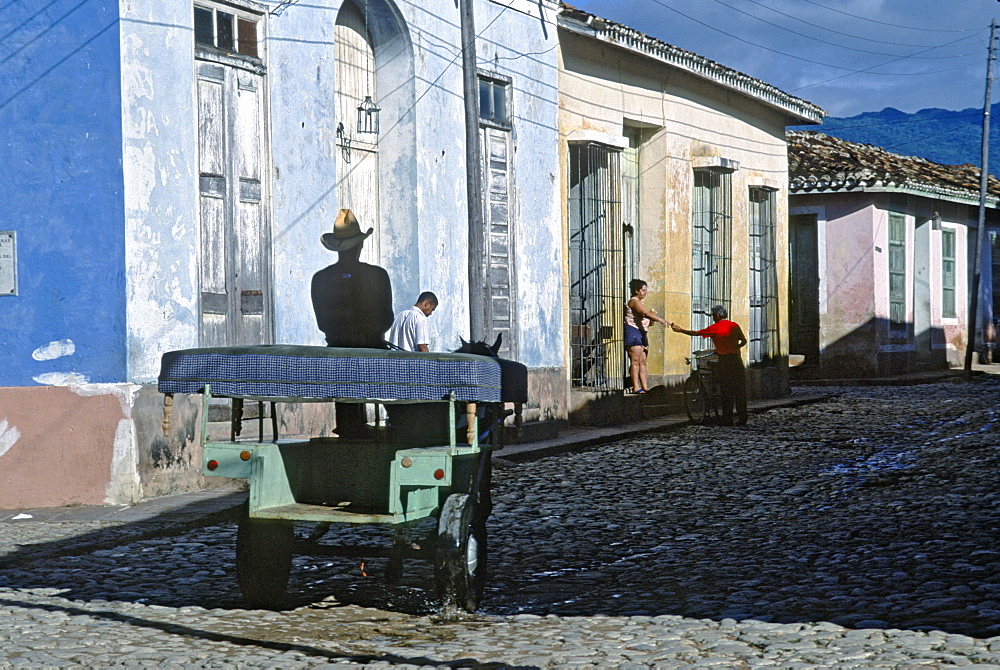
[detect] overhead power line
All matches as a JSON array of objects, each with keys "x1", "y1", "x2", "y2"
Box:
[
  {"x1": 643, "y1": 0, "x2": 980, "y2": 76},
  {"x1": 706, "y1": 0, "x2": 978, "y2": 59},
  {"x1": 796, "y1": 0, "x2": 979, "y2": 33},
  {"x1": 792, "y1": 31, "x2": 979, "y2": 92},
  {"x1": 740, "y1": 0, "x2": 985, "y2": 49}
]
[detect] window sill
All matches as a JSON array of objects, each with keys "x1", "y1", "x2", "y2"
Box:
[{"x1": 196, "y1": 46, "x2": 265, "y2": 74}]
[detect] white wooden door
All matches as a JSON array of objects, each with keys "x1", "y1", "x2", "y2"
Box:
[{"x1": 197, "y1": 60, "x2": 271, "y2": 347}]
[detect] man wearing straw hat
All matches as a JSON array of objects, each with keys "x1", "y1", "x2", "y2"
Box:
[
  {"x1": 311, "y1": 209, "x2": 394, "y2": 437},
  {"x1": 311, "y1": 208, "x2": 393, "y2": 349}
]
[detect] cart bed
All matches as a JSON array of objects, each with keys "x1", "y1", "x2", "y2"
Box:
[{"x1": 157, "y1": 344, "x2": 525, "y2": 403}]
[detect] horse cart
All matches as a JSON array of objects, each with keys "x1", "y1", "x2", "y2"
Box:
[{"x1": 157, "y1": 345, "x2": 526, "y2": 612}]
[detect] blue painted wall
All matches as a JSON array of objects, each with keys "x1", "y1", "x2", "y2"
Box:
[{"x1": 0, "y1": 0, "x2": 126, "y2": 386}]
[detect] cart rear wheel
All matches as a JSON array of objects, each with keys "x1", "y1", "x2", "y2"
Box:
[
  {"x1": 236, "y1": 509, "x2": 293, "y2": 609},
  {"x1": 684, "y1": 375, "x2": 708, "y2": 424},
  {"x1": 435, "y1": 493, "x2": 487, "y2": 612}
]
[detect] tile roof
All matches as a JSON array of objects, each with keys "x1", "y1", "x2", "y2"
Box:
[
  {"x1": 788, "y1": 130, "x2": 1000, "y2": 207},
  {"x1": 559, "y1": 3, "x2": 824, "y2": 126}
]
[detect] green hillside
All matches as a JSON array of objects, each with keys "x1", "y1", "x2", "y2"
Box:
[{"x1": 791, "y1": 105, "x2": 1000, "y2": 176}]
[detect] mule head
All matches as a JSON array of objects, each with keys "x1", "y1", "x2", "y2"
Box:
[{"x1": 456, "y1": 333, "x2": 503, "y2": 357}]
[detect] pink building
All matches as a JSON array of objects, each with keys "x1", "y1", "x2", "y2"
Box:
[{"x1": 787, "y1": 131, "x2": 1000, "y2": 377}]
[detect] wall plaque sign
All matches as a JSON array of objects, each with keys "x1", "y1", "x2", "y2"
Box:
[{"x1": 0, "y1": 232, "x2": 16, "y2": 296}]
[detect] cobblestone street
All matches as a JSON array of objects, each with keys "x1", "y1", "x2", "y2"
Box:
[{"x1": 2, "y1": 376, "x2": 1000, "y2": 667}]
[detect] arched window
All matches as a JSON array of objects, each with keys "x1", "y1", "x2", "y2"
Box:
[{"x1": 335, "y1": 0, "x2": 381, "y2": 264}]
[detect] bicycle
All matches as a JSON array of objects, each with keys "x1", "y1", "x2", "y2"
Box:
[{"x1": 683, "y1": 349, "x2": 721, "y2": 424}]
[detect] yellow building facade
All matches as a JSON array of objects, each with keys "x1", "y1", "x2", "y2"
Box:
[{"x1": 557, "y1": 8, "x2": 824, "y2": 423}]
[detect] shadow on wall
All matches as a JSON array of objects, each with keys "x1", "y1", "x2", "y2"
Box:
[{"x1": 790, "y1": 317, "x2": 970, "y2": 380}]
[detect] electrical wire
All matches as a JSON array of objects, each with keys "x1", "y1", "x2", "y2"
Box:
[
  {"x1": 796, "y1": 0, "x2": 979, "y2": 33},
  {"x1": 705, "y1": 0, "x2": 978, "y2": 59},
  {"x1": 791, "y1": 31, "x2": 984, "y2": 92},
  {"x1": 644, "y1": 0, "x2": 980, "y2": 76},
  {"x1": 370, "y1": 0, "x2": 523, "y2": 142},
  {"x1": 739, "y1": 0, "x2": 985, "y2": 50}
]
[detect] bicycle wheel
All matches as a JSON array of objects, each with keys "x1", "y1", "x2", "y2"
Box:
[
  {"x1": 706, "y1": 375, "x2": 723, "y2": 423},
  {"x1": 683, "y1": 375, "x2": 708, "y2": 424}
]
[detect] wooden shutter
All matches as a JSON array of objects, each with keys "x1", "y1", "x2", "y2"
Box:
[
  {"x1": 482, "y1": 127, "x2": 516, "y2": 359},
  {"x1": 196, "y1": 59, "x2": 271, "y2": 347}
]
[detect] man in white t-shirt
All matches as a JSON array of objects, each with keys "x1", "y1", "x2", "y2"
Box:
[{"x1": 388, "y1": 291, "x2": 438, "y2": 352}]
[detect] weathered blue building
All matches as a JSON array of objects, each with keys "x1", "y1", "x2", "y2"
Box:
[{"x1": 0, "y1": 0, "x2": 562, "y2": 507}]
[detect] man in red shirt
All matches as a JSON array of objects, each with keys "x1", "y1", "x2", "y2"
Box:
[{"x1": 671, "y1": 305, "x2": 748, "y2": 426}]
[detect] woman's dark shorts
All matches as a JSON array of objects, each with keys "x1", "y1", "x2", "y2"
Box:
[{"x1": 624, "y1": 324, "x2": 648, "y2": 348}]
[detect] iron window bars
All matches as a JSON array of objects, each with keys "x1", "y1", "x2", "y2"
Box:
[
  {"x1": 749, "y1": 187, "x2": 779, "y2": 366},
  {"x1": 691, "y1": 168, "x2": 733, "y2": 341},
  {"x1": 568, "y1": 143, "x2": 625, "y2": 390}
]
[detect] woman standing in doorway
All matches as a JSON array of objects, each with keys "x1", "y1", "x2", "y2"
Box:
[{"x1": 625, "y1": 279, "x2": 669, "y2": 394}]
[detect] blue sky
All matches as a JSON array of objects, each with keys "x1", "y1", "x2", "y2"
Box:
[{"x1": 568, "y1": 0, "x2": 1000, "y2": 118}]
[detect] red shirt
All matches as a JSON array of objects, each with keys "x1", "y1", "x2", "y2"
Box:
[{"x1": 697, "y1": 319, "x2": 744, "y2": 355}]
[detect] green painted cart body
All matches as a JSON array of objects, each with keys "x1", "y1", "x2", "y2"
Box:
[{"x1": 158, "y1": 346, "x2": 526, "y2": 612}]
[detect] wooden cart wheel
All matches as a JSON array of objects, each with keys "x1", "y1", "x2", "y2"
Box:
[
  {"x1": 684, "y1": 374, "x2": 708, "y2": 424},
  {"x1": 435, "y1": 493, "x2": 487, "y2": 612},
  {"x1": 236, "y1": 507, "x2": 294, "y2": 609}
]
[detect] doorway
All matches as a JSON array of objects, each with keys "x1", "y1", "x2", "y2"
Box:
[
  {"x1": 195, "y1": 57, "x2": 272, "y2": 347},
  {"x1": 789, "y1": 214, "x2": 820, "y2": 362}
]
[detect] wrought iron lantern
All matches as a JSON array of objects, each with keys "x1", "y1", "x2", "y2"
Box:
[{"x1": 357, "y1": 96, "x2": 381, "y2": 135}]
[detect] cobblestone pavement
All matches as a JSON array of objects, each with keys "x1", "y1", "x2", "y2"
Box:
[{"x1": 2, "y1": 377, "x2": 1000, "y2": 667}]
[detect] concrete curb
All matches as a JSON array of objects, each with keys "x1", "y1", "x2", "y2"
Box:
[{"x1": 494, "y1": 392, "x2": 832, "y2": 462}]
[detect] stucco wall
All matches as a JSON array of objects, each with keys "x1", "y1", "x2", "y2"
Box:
[
  {"x1": 0, "y1": 0, "x2": 565, "y2": 507},
  {"x1": 268, "y1": 1, "x2": 359, "y2": 347},
  {"x1": 791, "y1": 193, "x2": 978, "y2": 375},
  {"x1": 477, "y1": 0, "x2": 563, "y2": 370},
  {"x1": 0, "y1": 0, "x2": 127, "y2": 387},
  {"x1": 558, "y1": 29, "x2": 797, "y2": 394},
  {"x1": 0, "y1": 386, "x2": 140, "y2": 508},
  {"x1": 268, "y1": 0, "x2": 562, "y2": 369},
  {"x1": 121, "y1": 0, "x2": 201, "y2": 382}
]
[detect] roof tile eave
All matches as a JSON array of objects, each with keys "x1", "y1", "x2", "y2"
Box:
[
  {"x1": 788, "y1": 130, "x2": 1000, "y2": 203},
  {"x1": 557, "y1": 10, "x2": 825, "y2": 125}
]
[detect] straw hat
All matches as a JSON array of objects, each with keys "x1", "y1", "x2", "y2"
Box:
[{"x1": 321, "y1": 209, "x2": 373, "y2": 251}]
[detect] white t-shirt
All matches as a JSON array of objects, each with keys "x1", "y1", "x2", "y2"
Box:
[{"x1": 388, "y1": 306, "x2": 430, "y2": 351}]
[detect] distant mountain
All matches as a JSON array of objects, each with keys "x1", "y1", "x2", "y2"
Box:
[{"x1": 790, "y1": 105, "x2": 1000, "y2": 177}]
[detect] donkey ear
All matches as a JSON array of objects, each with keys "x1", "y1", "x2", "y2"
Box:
[{"x1": 490, "y1": 333, "x2": 503, "y2": 354}]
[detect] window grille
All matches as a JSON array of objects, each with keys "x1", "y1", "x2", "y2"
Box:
[
  {"x1": 568, "y1": 143, "x2": 625, "y2": 390},
  {"x1": 691, "y1": 168, "x2": 732, "y2": 335},
  {"x1": 942, "y1": 228, "x2": 956, "y2": 318},
  {"x1": 888, "y1": 212, "x2": 906, "y2": 328},
  {"x1": 748, "y1": 187, "x2": 779, "y2": 365}
]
